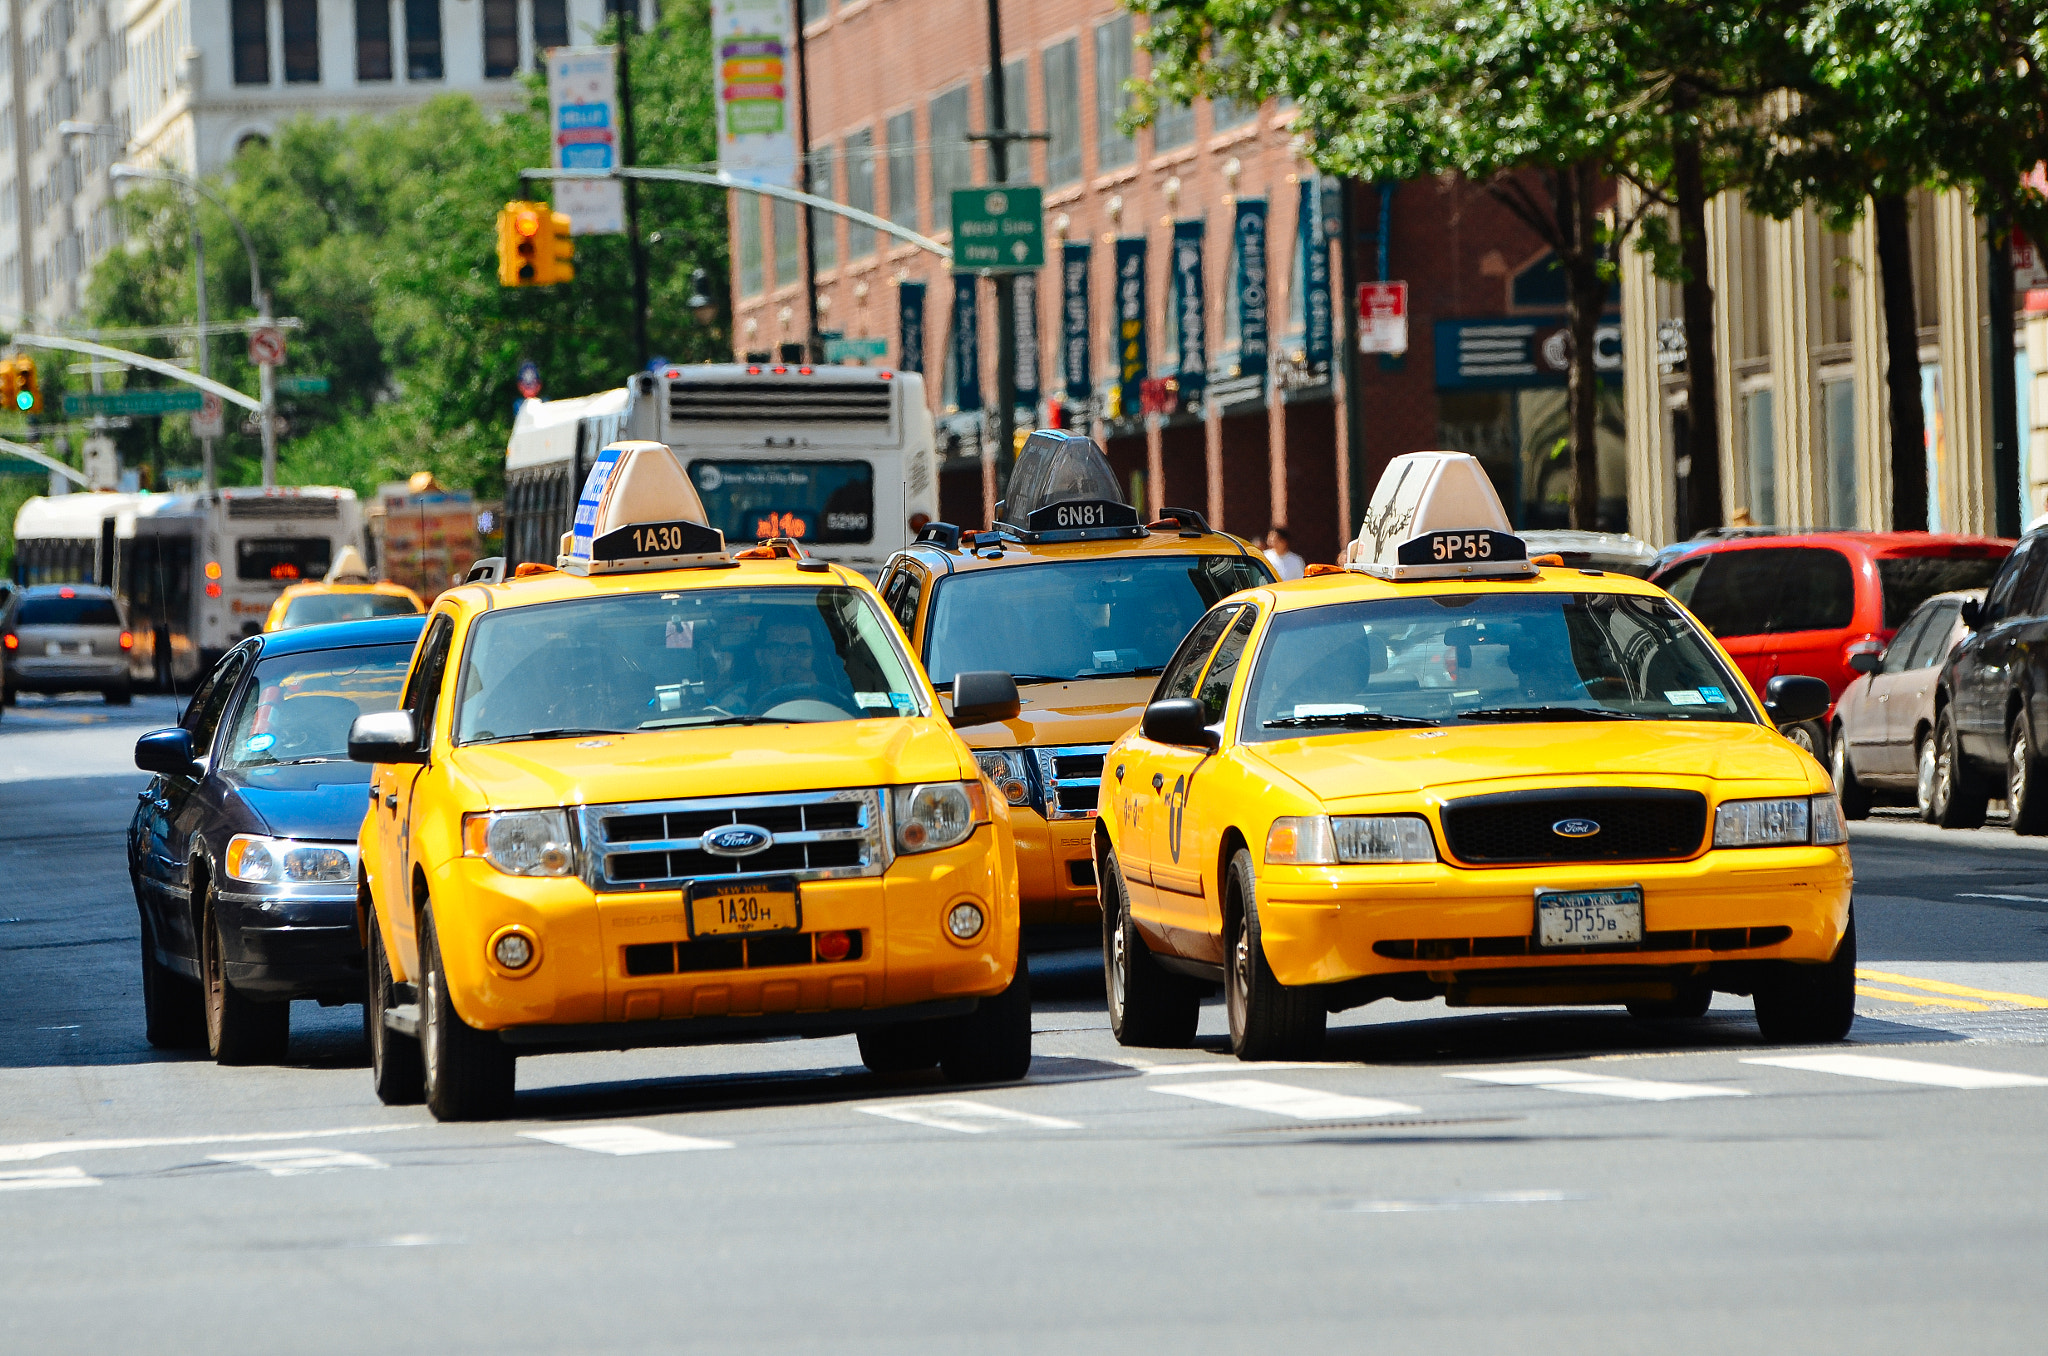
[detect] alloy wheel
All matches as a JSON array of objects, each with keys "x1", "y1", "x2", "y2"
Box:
[{"x1": 1918, "y1": 738, "x2": 1938, "y2": 818}]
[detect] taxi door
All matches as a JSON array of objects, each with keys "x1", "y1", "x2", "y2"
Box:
[
  {"x1": 878, "y1": 558, "x2": 930, "y2": 655},
  {"x1": 370, "y1": 614, "x2": 454, "y2": 976}
]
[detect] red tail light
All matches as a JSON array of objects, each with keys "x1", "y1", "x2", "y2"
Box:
[
  {"x1": 2, "y1": 633, "x2": 15, "y2": 650},
  {"x1": 205, "y1": 582, "x2": 222, "y2": 598},
  {"x1": 815, "y1": 930, "x2": 852, "y2": 963},
  {"x1": 118, "y1": 631, "x2": 134, "y2": 650}
]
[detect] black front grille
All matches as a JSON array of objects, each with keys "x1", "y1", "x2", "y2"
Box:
[
  {"x1": 1373, "y1": 924, "x2": 1793, "y2": 960},
  {"x1": 610, "y1": 839, "x2": 863, "y2": 884},
  {"x1": 604, "y1": 802, "x2": 861, "y2": 844},
  {"x1": 623, "y1": 929, "x2": 865, "y2": 976},
  {"x1": 1054, "y1": 784, "x2": 1100, "y2": 814},
  {"x1": 1439, "y1": 788, "x2": 1707, "y2": 866}
]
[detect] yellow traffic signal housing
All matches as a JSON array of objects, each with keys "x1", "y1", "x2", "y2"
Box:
[
  {"x1": 15, "y1": 354, "x2": 41, "y2": 414},
  {"x1": 0, "y1": 357, "x2": 19, "y2": 411},
  {"x1": 496, "y1": 202, "x2": 574, "y2": 287},
  {"x1": 544, "y1": 208, "x2": 574, "y2": 285}
]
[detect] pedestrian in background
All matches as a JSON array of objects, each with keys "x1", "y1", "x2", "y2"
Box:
[{"x1": 1264, "y1": 526, "x2": 1305, "y2": 581}]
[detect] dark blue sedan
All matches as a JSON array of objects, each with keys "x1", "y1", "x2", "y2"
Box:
[{"x1": 128, "y1": 615, "x2": 425, "y2": 1064}]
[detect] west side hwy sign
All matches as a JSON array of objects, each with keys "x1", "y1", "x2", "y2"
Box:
[{"x1": 950, "y1": 187, "x2": 1044, "y2": 272}]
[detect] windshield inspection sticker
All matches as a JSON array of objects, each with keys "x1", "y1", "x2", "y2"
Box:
[
  {"x1": 656, "y1": 685, "x2": 684, "y2": 712},
  {"x1": 1664, "y1": 689, "x2": 1707, "y2": 706},
  {"x1": 1093, "y1": 649, "x2": 1120, "y2": 669},
  {"x1": 244, "y1": 734, "x2": 276, "y2": 753},
  {"x1": 856, "y1": 692, "x2": 893, "y2": 710},
  {"x1": 1698, "y1": 686, "x2": 1727, "y2": 704},
  {"x1": 890, "y1": 693, "x2": 917, "y2": 715}
]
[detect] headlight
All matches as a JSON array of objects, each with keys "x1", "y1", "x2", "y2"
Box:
[
  {"x1": 462, "y1": 809, "x2": 578, "y2": 877},
  {"x1": 1267, "y1": 815, "x2": 1437, "y2": 864},
  {"x1": 1714, "y1": 795, "x2": 1846, "y2": 848},
  {"x1": 893, "y1": 781, "x2": 989, "y2": 854},
  {"x1": 225, "y1": 834, "x2": 356, "y2": 885},
  {"x1": 973, "y1": 749, "x2": 1033, "y2": 807}
]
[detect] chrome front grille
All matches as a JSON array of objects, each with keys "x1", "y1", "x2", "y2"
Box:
[
  {"x1": 579, "y1": 788, "x2": 889, "y2": 892},
  {"x1": 1030, "y1": 744, "x2": 1111, "y2": 820}
]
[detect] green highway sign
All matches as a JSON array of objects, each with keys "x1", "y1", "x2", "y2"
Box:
[
  {"x1": 63, "y1": 389, "x2": 204, "y2": 417},
  {"x1": 823, "y1": 336, "x2": 889, "y2": 364},
  {"x1": 950, "y1": 186, "x2": 1044, "y2": 272},
  {"x1": 277, "y1": 375, "x2": 330, "y2": 394}
]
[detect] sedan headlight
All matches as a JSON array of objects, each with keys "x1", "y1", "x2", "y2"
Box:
[
  {"x1": 1266, "y1": 815, "x2": 1437, "y2": 864},
  {"x1": 1713, "y1": 795, "x2": 1847, "y2": 848},
  {"x1": 462, "y1": 809, "x2": 578, "y2": 877},
  {"x1": 973, "y1": 749, "x2": 1033, "y2": 807},
  {"x1": 225, "y1": 834, "x2": 356, "y2": 885},
  {"x1": 893, "y1": 781, "x2": 989, "y2": 854}
]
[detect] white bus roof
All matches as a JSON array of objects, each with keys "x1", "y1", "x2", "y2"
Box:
[
  {"x1": 14, "y1": 492, "x2": 150, "y2": 540},
  {"x1": 508, "y1": 388, "x2": 630, "y2": 472}
]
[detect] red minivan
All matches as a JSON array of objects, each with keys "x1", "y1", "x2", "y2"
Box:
[{"x1": 1651, "y1": 532, "x2": 2011, "y2": 756}]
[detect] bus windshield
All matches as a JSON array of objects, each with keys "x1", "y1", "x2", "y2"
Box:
[
  {"x1": 455, "y1": 586, "x2": 925, "y2": 743},
  {"x1": 688, "y1": 460, "x2": 875, "y2": 545},
  {"x1": 238, "y1": 538, "x2": 334, "y2": 582},
  {"x1": 923, "y1": 554, "x2": 1272, "y2": 686}
]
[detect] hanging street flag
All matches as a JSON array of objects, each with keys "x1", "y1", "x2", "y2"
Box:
[
  {"x1": 1231, "y1": 199, "x2": 1269, "y2": 380},
  {"x1": 1358, "y1": 281, "x2": 1410, "y2": 355},
  {"x1": 1114, "y1": 237, "x2": 1149, "y2": 419},
  {"x1": 1061, "y1": 242, "x2": 1092, "y2": 402},
  {"x1": 951, "y1": 273, "x2": 983, "y2": 412},
  {"x1": 897, "y1": 280, "x2": 926, "y2": 375},
  {"x1": 1300, "y1": 177, "x2": 1333, "y2": 376},
  {"x1": 547, "y1": 46, "x2": 626, "y2": 235},
  {"x1": 713, "y1": 0, "x2": 798, "y2": 187},
  {"x1": 1012, "y1": 273, "x2": 1041, "y2": 412},
  {"x1": 1171, "y1": 220, "x2": 1207, "y2": 406}
]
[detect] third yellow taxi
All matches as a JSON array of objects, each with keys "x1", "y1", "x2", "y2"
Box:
[
  {"x1": 263, "y1": 547, "x2": 426, "y2": 632},
  {"x1": 1096, "y1": 450, "x2": 1853, "y2": 1059},
  {"x1": 878, "y1": 431, "x2": 1271, "y2": 932}
]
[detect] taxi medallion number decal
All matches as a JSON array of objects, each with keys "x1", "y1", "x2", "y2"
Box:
[
  {"x1": 1534, "y1": 885, "x2": 1643, "y2": 948},
  {"x1": 688, "y1": 876, "x2": 802, "y2": 937},
  {"x1": 1396, "y1": 529, "x2": 1527, "y2": 566}
]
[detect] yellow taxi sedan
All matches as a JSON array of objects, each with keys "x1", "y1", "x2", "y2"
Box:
[
  {"x1": 264, "y1": 580, "x2": 425, "y2": 632},
  {"x1": 1096, "y1": 451, "x2": 1850, "y2": 1059}
]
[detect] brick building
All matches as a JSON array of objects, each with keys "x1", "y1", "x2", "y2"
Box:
[{"x1": 729, "y1": 0, "x2": 1613, "y2": 563}]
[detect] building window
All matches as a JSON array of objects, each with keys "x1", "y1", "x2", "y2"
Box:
[
  {"x1": 282, "y1": 0, "x2": 320, "y2": 83},
  {"x1": 886, "y1": 109, "x2": 918, "y2": 232},
  {"x1": 843, "y1": 128, "x2": 875, "y2": 259},
  {"x1": 800, "y1": 0, "x2": 829, "y2": 23},
  {"x1": 1153, "y1": 100, "x2": 1195, "y2": 153},
  {"x1": 1743, "y1": 388, "x2": 1777, "y2": 526},
  {"x1": 356, "y1": 0, "x2": 392, "y2": 79},
  {"x1": 1093, "y1": 15, "x2": 1134, "y2": 171},
  {"x1": 929, "y1": 86, "x2": 970, "y2": 232},
  {"x1": 1042, "y1": 39, "x2": 1080, "y2": 187},
  {"x1": 773, "y1": 196, "x2": 800, "y2": 288},
  {"x1": 483, "y1": 0, "x2": 518, "y2": 78},
  {"x1": 533, "y1": 0, "x2": 567, "y2": 53},
  {"x1": 232, "y1": 0, "x2": 269, "y2": 85},
  {"x1": 736, "y1": 194, "x2": 763, "y2": 296},
  {"x1": 406, "y1": 0, "x2": 443, "y2": 81},
  {"x1": 1820, "y1": 377, "x2": 1857, "y2": 527},
  {"x1": 809, "y1": 148, "x2": 837, "y2": 271}
]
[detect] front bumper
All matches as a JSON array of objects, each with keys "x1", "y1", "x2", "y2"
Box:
[
  {"x1": 1012, "y1": 804, "x2": 1101, "y2": 926},
  {"x1": 217, "y1": 886, "x2": 363, "y2": 1000}
]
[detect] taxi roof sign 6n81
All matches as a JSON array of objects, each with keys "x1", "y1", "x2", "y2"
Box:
[
  {"x1": 1349, "y1": 450, "x2": 1535, "y2": 581},
  {"x1": 559, "y1": 440, "x2": 728, "y2": 575}
]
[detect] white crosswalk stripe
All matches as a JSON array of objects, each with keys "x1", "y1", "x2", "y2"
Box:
[
  {"x1": 209, "y1": 1149, "x2": 388, "y2": 1176},
  {"x1": 521, "y1": 1125, "x2": 734, "y2": 1155},
  {"x1": 0, "y1": 1166, "x2": 100, "y2": 1191},
  {"x1": 1743, "y1": 1054, "x2": 2048, "y2": 1089},
  {"x1": 859, "y1": 1100, "x2": 1080, "y2": 1134},
  {"x1": 1152, "y1": 1079, "x2": 1420, "y2": 1120},
  {"x1": 1449, "y1": 1068, "x2": 1747, "y2": 1101}
]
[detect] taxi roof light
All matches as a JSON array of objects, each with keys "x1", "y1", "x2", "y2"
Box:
[
  {"x1": 1347, "y1": 450, "x2": 1537, "y2": 582},
  {"x1": 985, "y1": 430, "x2": 1149, "y2": 546},
  {"x1": 556, "y1": 440, "x2": 732, "y2": 576}
]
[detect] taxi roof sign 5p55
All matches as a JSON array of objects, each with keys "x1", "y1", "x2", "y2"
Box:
[{"x1": 1349, "y1": 450, "x2": 1536, "y2": 582}]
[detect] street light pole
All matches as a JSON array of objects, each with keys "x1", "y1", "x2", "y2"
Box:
[{"x1": 984, "y1": 0, "x2": 1016, "y2": 507}]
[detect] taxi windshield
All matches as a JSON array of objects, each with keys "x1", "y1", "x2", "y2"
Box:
[
  {"x1": 281, "y1": 591, "x2": 422, "y2": 628},
  {"x1": 1240, "y1": 591, "x2": 1754, "y2": 740},
  {"x1": 923, "y1": 554, "x2": 1272, "y2": 686},
  {"x1": 218, "y1": 643, "x2": 416, "y2": 774},
  {"x1": 454, "y1": 586, "x2": 926, "y2": 743}
]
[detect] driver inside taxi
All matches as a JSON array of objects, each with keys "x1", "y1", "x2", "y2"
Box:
[{"x1": 710, "y1": 616, "x2": 853, "y2": 718}]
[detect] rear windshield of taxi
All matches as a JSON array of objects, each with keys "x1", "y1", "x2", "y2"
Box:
[
  {"x1": 280, "y1": 591, "x2": 423, "y2": 628},
  {"x1": 17, "y1": 594, "x2": 120, "y2": 626}
]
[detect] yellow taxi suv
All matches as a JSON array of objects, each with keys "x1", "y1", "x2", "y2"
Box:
[
  {"x1": 878, "y1": 431, "x2": 1271, "y2": 933},
  {"x1": 1097, "y1": 450, "x2": 1851, "y2": 1060},
  {"x1": 264, "y1": 547, "x2": 426, "y2": 632},
  {"x1": 348, "y1": 441, "x2": 1027, "y2": 1121}
]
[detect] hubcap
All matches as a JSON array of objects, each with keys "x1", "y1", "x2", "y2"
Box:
[
  {"x1": 1790, "y1": 725, "x2": 1816, "y2": 754},
  {"x1": 1831, "y1": 734, "x2": 1847, "y2": 790},
  {"x1": 1918, "y1": 739, "x2": 1938, "y2": 811},
  {"x1": 422, "y1": 965, "x2": 440, "y2": 1089},
  {"x1": 1937, "y1": 723, "x2": 1955, "y2": 808},
  {"x1": 1109, "y1": 914, "x2": 1126, "y2": 1020},
  {"x1": 2013, "y1": 727, "x2": 2030, "y2": 805}
]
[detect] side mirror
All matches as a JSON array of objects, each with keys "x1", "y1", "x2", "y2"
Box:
[
  {"x1": 1847, "y1": 650, "x2": 1882, "y2": 675},
  {"x1": 947, "y1": 671, "x2": 1021, "y2": 729},
  {"x1": 1141, "y1": 697, "x2": 1220, "y2": 751},
  {"x1": 1765, "y1": 674, "x2": 1832, "y2": 728},
  {"x1": 1960, "y1": 599, "x2": 1983, "y2": 631},
  {"x1": 134, "y1": 727, "x2": 199, "y2": 778},
  {"x1": 348, "y1": 710, "x2": 426, "y2": 765}
]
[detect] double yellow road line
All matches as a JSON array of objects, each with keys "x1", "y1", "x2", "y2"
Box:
[{"x1": 1853, "y1": 969, "x2": 2048, "y2": 1013}]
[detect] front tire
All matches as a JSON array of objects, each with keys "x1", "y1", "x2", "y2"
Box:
[
  {"x1": 2008, "y1": 710, "x2": 2048, "y2": 835},
  {"x1": 420, "y1": 910, "x2": 516, "y2": 1121},
  {"x1": 1101, "y1": 847, "x2": 1201, "y2": 1048},
  {"x1": 365, "y1": 912, "x2": 424, "y2": 1106},
  {"x1": 1628, "y1": 978, "x2": 1713, "y2": 1021},
  {"x1": 1224, "y1": 849, "x2": 1324, "y2": 1060},
  {"x1": 1931, "y1": 708, "x2": 1989, "y2": 829},
  {"x1": 139, "y1": 911, "x2": 204, "y2": 1049},
  {"x1": 1830, "y1": 724, "x2": 1872, "y2": 820},
  {"x1": 1783, "y1": 720, "x2": 1825, "y2": 760},
  {"x1": 1753, "y1": 911, "x2": 1856, "y2": 1044},
  {"x1": 200, "y1": 884, "x2": 290, "y2": 1065},
  {"x1": 857, "y1": 1022, "x2": 942, "y2": 1074},
  {"x1": 938, "y1": 954, "x2": 1032, "y2": 1084}
]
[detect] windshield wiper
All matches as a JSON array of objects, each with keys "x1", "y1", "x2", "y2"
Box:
[
  {"x1": 1087, "y1": 665, "x2": 1166, "y2": 679},
  {"x1": 281, "y1": 756, "x2": 349, "y2": 765},
  {"x1": 1263, "y1": 712, "x2": 1440, "y2": 729},
  {"x1": 465, "y1": 726, "x2": 630, "y2": 745},
  {"x1": 639, "y1": 714, "x2": 823, "y2": 729},
  {"x1": 1455, "y1": 706, "x2": 1639, "y2": 722}
]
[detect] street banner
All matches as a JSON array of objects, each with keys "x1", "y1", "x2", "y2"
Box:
[
  {"x1": 1299, "y1": 178, "x2": 1332, "y2": 376},
  {"x1": 1231, "y1": 199, "x2": 1269, "y2": 380},
  {"x1": 1114, "y1": 237, "x2": 1148, "y2": 419},
  {"x1": 548, "y1": 46, "x2": 626, "y2": 235},
  {"x1": 1061, "y1": 242, "x2": 1092, "y2": 401},
  {"x1": 897, "y1": 280, "x2": 926, "y2": 375},
  {"x1": 713, "y1": 0, "x2": 798, "y2": 188},
  {"x1": 951, "y1": 274, "x2": 982, "y2": 412},
  {"x1": 1358, "y1": 280, "x2": 1409, "y2": 355},
  {"x1": 1171, "y1": 220, "x2": 1207, "y2": 405},
  {"x1": 1012, "y1": 272, "x2": 1040, "y2": 412}
]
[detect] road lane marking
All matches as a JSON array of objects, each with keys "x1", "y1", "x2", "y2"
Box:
[
  {"x1": 208, "y1": 1149, "x2": 387, "y2": 1177},
  {"x1": 1151, "y1": 1080, "x2": 1420, "y2": 1120},
  {"x1": 1449, "y1": 1068, "x2": 1746, "y2": 1101},
  {"x1": 521, "y1": 1126, "x2": 734, "y2": 1155},
  {"x1": 858, "y1": 1100, "x2": 1081, "y2": 1134},
  {"x1": 1855, "y1": 985, "x2": 1990, "y2": 1011},
  {"x1": 0, "y1": 1166, "x2": 100, "y2": 1191},
  {"x1": 0, "y1": 1123, "x2": 420, "y2": 1165},
  {"x1": 1743, "y1": 1054, "x2": 2048, "y2": 1089},
  {"x1": 1049, "y1": 1053, "x2": 1328, "y2": 1075},
  {"x1": 1336, "y1": 1190, "x2": 1582, "y2": 1213},
  {"x1": 1852, "y1": 968, "x2": 2048, "y2": 1009},
  {"x1": 1956, "y1": 893, "x2": 2048, "y2": 904}
]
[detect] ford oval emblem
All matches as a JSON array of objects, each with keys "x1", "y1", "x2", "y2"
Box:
[
  {"x1": 703, "y1": 824, "x2": 773, "y2": 857},
  {"x1": 1552, "y1": 818, "x2": 1601, "y2": 839}
]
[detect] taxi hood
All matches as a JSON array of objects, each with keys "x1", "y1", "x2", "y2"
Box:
[
  {"x1": 1241, "y1": 720, "x2": 1815, "y2": 806},
  {"x1": 448, "y1": 718, "x2": 973, "y2": 808},
  {"x1": 971, "y1": 676, "x2": 1154, "y2": 749}
]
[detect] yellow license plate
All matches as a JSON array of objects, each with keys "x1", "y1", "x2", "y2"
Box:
[{"x1": 688, "y1": 877, "x2": 801, "y2": 937}]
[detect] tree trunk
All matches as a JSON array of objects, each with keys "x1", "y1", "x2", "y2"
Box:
[
  {"x1": 1558, "y1": 161, "x2": 1606, "y2": 530},
  {"x1": 1872, "y1": 193, "x2": 1928, "y2": 530},
  {"x1": 1673, "y1": 132, "x2": 1723, "y2": 535}
]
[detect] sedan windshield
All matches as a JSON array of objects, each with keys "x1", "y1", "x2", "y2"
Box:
[
  {"x1": 455, "y1": 586, "x2": 924, "y2": 744},
  {"x1": 1241, "y1": 591, "x2": 1753, "y2": 740},
  {"x1": 923, "y1": 554, "x2": 1271, "y2": 686},
  {"x1": 218, "y1": 643, "x2": 416, "y2": 774},
  {"x1": 280, "y1": 591, "x2": 422, "y2": 628}
]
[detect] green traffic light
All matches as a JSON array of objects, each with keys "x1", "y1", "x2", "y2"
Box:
[{"x1": 13, "y1": 391, "x2": 29, "y2": 411}]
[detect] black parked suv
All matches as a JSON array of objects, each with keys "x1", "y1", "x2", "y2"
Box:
[{"x1": 1932, "y1": 528, "x2": 2048, "y2": 831}]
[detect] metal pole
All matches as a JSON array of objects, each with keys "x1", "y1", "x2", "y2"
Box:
[
  {"x1": 794, "y1": 1, "x2": 820, "y2": 360},
  {"x1": 612, "y1": 0, "x2": 649, "y2": 368},
  {"x1": 191, "y1": 193, "x2": 214, "y2": 491},
  {"x1": 1990, "y1": 212, "x2": 2022, "y2": 536},
  {"x1": 985, "y1": 0, "x2": 1016, "y2": 498},
  {"x1": 258, "y1": 289, "x2": 277, "y2": 487}
]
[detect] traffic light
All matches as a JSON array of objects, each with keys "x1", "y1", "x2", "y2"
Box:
[
  {"x1": 496, "y1": 201, "x2": 574, "y2": 287},
  {"x1": 543, "y1": 208, "x2": 574, "y2": 284},
  {"x1": 0, "y1": 357, "x2": 18, "y2": 412},
  {"x1": 15, "y1": 354, "x2": 40, "y2": 414}
]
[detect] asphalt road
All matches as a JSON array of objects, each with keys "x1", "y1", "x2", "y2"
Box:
[{"x1": 5, "y1": 692, "x2": 2048, "y2": 1354}]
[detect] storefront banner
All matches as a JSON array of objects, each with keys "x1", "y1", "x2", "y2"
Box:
[
  {"x1": 1433, "y1": 316, "x2": 1622, "y2": 389},
  {"x1": 713, "y1": 0, "x2": 798, "y2": 187},
  {"x1": 1299, "y1": 178, "x2": 1333, "y2": 375},
  {"x1": 1171, "y1": 220, "x2": 1207, "y2": 404},
  {"x1": 897, "y1": 280, "x2": 926, "y2": 376},
  {"x1": 1012, "y1": 272, "x2": 1041, "y2": 411},
  {"x1": 547, "y1": 46, "x2": 625, "y2": 235},
  {"x1": 952, "y1": 274, "x2": 982, "y2": 412},
  {"x1": 1115, "y1": 237, "x2": 1149, "y2": 418},
  {"x1": 1232, "y1": 199, "x2": 1269, "y2": 379},
  {"x1": 1061, "y1": 242, "x2": 1092, "y2": 400}
]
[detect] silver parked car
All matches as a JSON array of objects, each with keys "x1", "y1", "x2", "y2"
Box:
[
  {"x1": 3, "y1": 583, "x2": 135, "y2": 705},
  {"x1": 1829, "y1": 588, "x2": 1982, "y2": 820}
]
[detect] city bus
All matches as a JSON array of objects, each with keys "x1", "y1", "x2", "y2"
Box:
[
  {"x1": 11, "y1": 486, "x2": 365, "y2": 685},
  {"x1": 503, "y1": 363, "x2": 939, "y2": 578}
]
